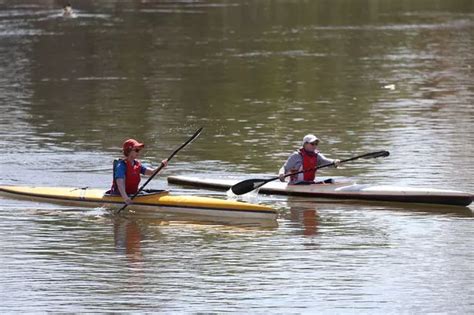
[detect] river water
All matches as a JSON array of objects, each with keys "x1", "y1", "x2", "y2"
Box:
[{"x1": 0, "y1": 0, "x2": 473, "y2": 313}]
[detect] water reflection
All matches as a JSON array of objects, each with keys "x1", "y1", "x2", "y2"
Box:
[
  {"x1": 111, "y1": 207, "x2": 279, "y2": 265},
  {"x1": 289, "y1": 207, "x2": 320, "y2": 236},
  {"x1": 111, "y1": 214, "x2": 279, "y2": 266},
  {"x1": 113, "y1": 218, "x2": 145, "y2": 263}
]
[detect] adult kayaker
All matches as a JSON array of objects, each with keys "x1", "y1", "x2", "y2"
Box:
[
  {"x1": 278, "y1": 134, "x2": 340, "y2": 185},
  {"x1": 110, "y1": 139, "x2": 168, "y2": 205}
]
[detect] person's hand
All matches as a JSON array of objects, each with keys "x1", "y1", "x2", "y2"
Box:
[
  {"x1": 124, "y1": 197, "x2": 133, "y2": 205},
  {"x1": 279, "y1": 173, "x2": 286, "y2": 182},
  {"x1": 161, "y1": 159, "x2": 168, "y2": 167},
  {"x1": 333, "y1": 159, "x2": 341, "y2": 168}
]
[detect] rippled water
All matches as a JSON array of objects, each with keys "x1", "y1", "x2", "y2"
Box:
[{"x1": 0, "y1": 0, "x2": 473, "y2": 313}]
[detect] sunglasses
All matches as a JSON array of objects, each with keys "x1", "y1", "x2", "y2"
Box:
[
  {"x1": 133, "y1": 148, "x2": 141, "y2": 153},
  {"x1": 308, "y1": 142, "x2": 319, "y2": 145}
]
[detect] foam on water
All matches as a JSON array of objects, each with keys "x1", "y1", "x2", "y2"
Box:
[{"x1": 226, "y1": 187, "x2": 261, "y2": 204}]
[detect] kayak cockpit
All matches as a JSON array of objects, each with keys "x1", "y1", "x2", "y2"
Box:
[{"x1": 103, "y1": 189, "x2": 169, "y2": 198}]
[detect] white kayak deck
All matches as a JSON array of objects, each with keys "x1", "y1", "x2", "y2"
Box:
[{"x1": 168, "y1": 175, "x2": 473, "y2": 207}]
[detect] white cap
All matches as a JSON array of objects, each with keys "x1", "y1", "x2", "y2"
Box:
[{"x1": 302, "y1": 134, "x2": 319, "y2": 146}]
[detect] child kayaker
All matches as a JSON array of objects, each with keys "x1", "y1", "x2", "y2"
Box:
[
  {"x1": 278, "y1": 134, "x2": 340, "y2": 185},
  {"x1": 110, "y1": 139, "x2": 168, "y2": 205}
]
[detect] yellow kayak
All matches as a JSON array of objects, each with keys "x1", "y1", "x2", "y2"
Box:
[{"x1": 0, "y1": 186, "x2": 277, "y2": 220}]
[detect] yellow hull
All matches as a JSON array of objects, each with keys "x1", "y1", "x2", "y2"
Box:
[{"x1": 0, "y1": 186, "x2": 277, "y2": 220}]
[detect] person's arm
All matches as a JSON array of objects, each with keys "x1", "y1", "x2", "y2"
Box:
[
  {"x1": 278, "y1": 165, "x2": 286, "y2": 181},
  {"x1": 115, "y1": 161, "x2": 132, "y2": 204},
  {"x1": 144, "y1": 167, "x2": 154, "y2": 176},
  {"x1": 143, "y1": 159, "x2": 168, "y2": 176},
  {"x1": 317, "y1": 153, "x2": 340, "y2": 168},
  {"x1": 278, "y1": 153, "x2": 300, "y2": 181},
  {"x1": 116, "y1": 178, "x2": 132, "y2": 205}
]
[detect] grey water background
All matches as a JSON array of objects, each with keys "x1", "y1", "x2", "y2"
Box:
[{"x1": 0, "y1": 0, "x2": 473, "y2": 313}]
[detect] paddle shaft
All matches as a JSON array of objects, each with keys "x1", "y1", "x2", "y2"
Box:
[{"x1": 117, "y1": 127, "x2": 203, "y2": 213}]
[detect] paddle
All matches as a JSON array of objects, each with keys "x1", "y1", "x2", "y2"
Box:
[
  {"x1": 230, "y1": 150, "x2": 390, "y2": 195},
  {"x1": 117, "y1": 127, "x2": 203, "y2": 213}
]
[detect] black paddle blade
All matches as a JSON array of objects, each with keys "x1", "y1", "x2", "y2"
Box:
[
  {"x1": 372, "y1": 150, "x2": 390, "y2": 158},
  {"x1": 231, "y1": 178, "x2": 268, "y2": 195},
  {"x1": 358, "y1": 150, "x2": 390, "y2": 159},
  {"x1": 189, "y1": 127, "x2": 203, "y2": 143}
]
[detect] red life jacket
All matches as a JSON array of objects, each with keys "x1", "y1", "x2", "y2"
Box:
[
  {"x1": 299, "y1": 148, "x2": 318, "y2": 181},
  {"x1": 111, "y1": 159, "x2": 143, "y2": 195}
]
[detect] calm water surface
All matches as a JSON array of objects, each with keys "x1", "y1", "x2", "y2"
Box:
[{"x1": 0, "y1": 0, "x2": 473, "y2": 313}]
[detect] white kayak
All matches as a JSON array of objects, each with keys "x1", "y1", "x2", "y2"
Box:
[{"x1": 168, "y1": 175, "x2": 473, "y2": 207}]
